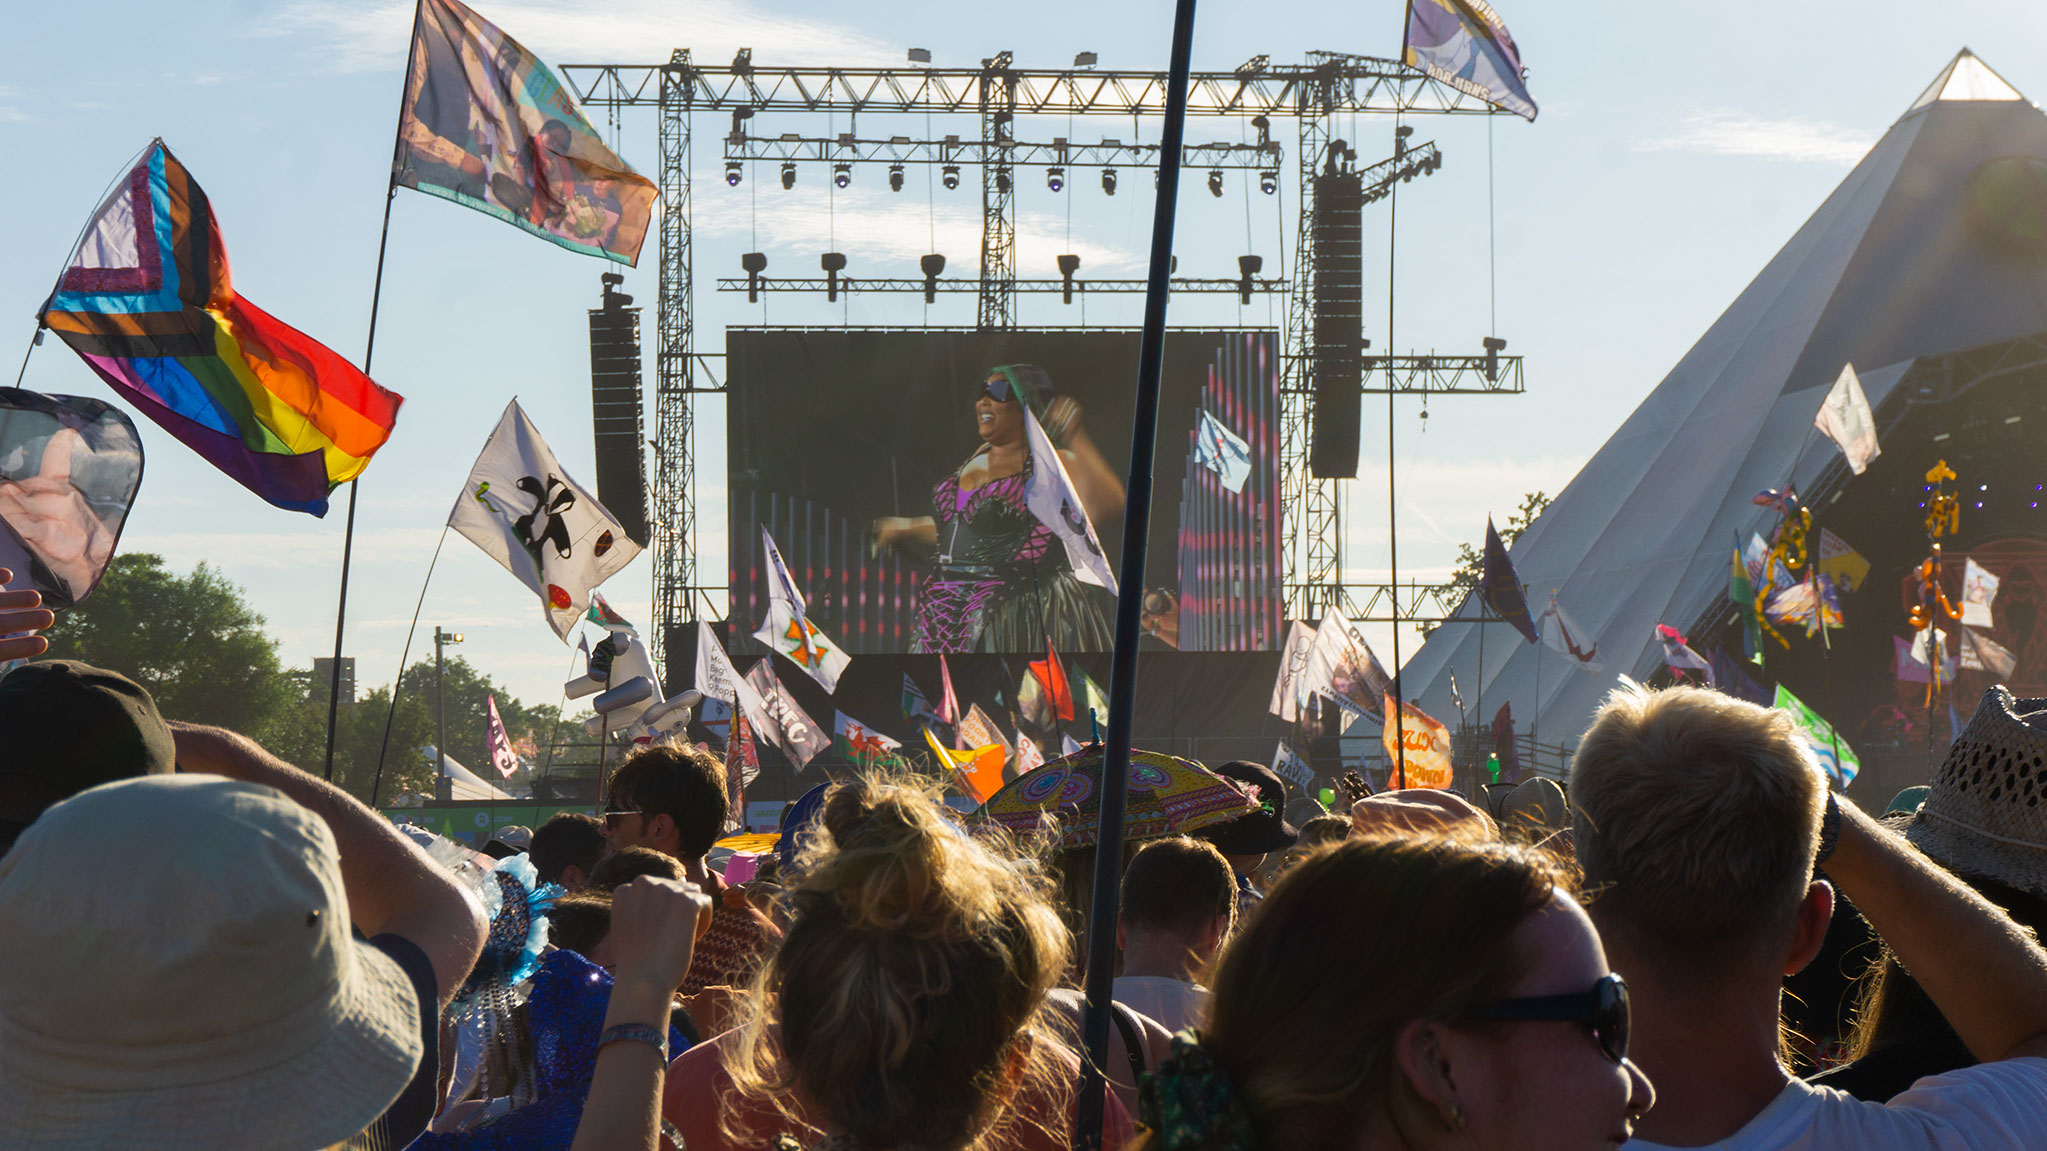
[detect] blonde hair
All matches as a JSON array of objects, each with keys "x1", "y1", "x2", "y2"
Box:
[
  {"x1": 1570, "y1": 684, "x2": 1824, "y2": 968},
  {"x1": 726, "y1": 775, "x2": 1072, "y2": 1150}
]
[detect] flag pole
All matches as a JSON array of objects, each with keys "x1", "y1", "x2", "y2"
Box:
[
  {"x1": 1387, "y1": 114, "x2": 1406, "y2": 789},
  {"x1": 325, "y1": 1, "x2": 422, "y2": 781},
  {"x1": 1074, "y1": 1, "x2": 1196, "y2": 1144}
]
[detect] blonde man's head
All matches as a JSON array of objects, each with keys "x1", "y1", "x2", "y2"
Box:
[{"x1": 1570, "y1": 684, "x2": 1824, "y2": 972}]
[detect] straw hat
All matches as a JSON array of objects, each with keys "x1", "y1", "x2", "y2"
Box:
[
  {"x1": 1907, "y1": 686, "x2": 2047, "y2": 899},
  {"x1": 0, "y1": 774, "x2": 422, "y2": 1148}
]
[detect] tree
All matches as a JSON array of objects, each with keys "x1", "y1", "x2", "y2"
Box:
[
  {"x1": 40, "y1": 553, "x2": 296, "y2": 741},
  {"x1": 1418, "y1": 491, "x2": 1553, "y2": 639},
  {"x1": 396, "y1": 655, "x2": 566, "y2": 790}
]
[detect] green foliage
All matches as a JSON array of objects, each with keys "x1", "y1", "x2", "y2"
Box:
[
  {"x1": 1418, "y1": 491, "x2": 1553, "y2": 639},
  {"x1": 397, "y1": 655, "x2": 570, "y2": 788}
]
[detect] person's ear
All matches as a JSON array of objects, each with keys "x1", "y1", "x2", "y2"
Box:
[
  {"x1": 560, "y1": 864, "x2": 588, "y2": 893},
  {"x1": 1785, "y1": 879, "x2": 1835, "y2": 976},
  {"x1": 1393, "y1": 1017, "x2": 1465, "y2": 1130},
  {"x1": 647, "y1": 813, "x2": 679, "y2": 851}
]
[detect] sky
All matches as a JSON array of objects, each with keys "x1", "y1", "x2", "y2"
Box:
[{"x1": 4, "y1": 0, "x2": 2045, "y2": 716}]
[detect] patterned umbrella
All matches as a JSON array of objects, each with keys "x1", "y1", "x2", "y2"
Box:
[{"x1": 975, "y1": 746, "x2": 1258, "y2": 850}]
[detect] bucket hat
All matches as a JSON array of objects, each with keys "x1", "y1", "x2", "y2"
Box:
[
  {"x1": 1199, "y1": 760, "x2": 1299, "y2": 856},
  {"x1": 1907, "y1": 686, "x2": 2047, "y2": 899},
  {"x1": 0, "y1": 774, "x2": 422, "y2": 1148}
]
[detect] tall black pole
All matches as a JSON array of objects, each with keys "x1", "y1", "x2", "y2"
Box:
[
  {"x1": 1074, "y1": 1, "x2": 1197, "y2": 1145},
  {"x1": 1387, "y1": 122, "x2": 1406, "y2": 788},
  {"x1": 325, "y1": 2, "x2": 421, "y2": 781}
]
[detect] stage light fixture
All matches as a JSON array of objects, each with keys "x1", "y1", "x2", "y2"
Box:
[
  {"x1": 1057, "y1": 253, "x2": 1081, "y2": 304},
  {"x1": 833, "y1": 163, "x2": 851, "y2": 189},
  {"x1": 1207, "y1": 169, "x2": 1224, "y2": 198},
  {"x1": 726, "y1": 162, "x2": 744, "y2": 187},
  {"x1": 908, "y1": 47, "x2": 932, "y2": 64},
  {"x1": 920, "y1": 253, "x2": 946, "y2": 303},
  {"x1": 1074, "y1": 51, "x2": 1098, "y2": 68},
  {"x1": 1101, "y1": 167, "x2": 1117, "y2": 195},
  {"x1": 996, "y1": 169, "x2": 1012, "y2": 194},
  {"x1": 780, "y1": 161, "x2": 796, "y2": 189},
  {"x1": 741, "y1": 251, "x2": 768, "y2": 302},
  {"x1": 889, "y1": 163, "x2": 905, "y2": 192},
  {"x1": 1258, "y1": 169, "x2": 1277, "y2": 195},
  {"x1": 1236, "y1": 254, "x2": 1262, "y2": 304},
  {"x1": 1047, "y1": 167, "x2": 1065, "y2": 192},
  {"x1": 942, "y1": 164, "x2": 961, "y2": 190},
  {"x1": 821, "y1": 252, "x2": 848, "y2": 301}
]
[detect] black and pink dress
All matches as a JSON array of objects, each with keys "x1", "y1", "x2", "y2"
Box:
[{"x1": 911, "y1": 450, "x2": 1114, "y2": 653}]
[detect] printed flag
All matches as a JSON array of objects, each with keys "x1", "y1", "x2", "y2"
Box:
[
  {"x1": 1480, "y1": 517, "x2": 1539, "y2": 644},
  {"x1": 902, "y1": 673, "x2": 938, "y2": 725},
  {"x1": 1193, "y1": 408, "x2": 1252, "y2": 493},
  {"x1": 1269, "y1": 620, "x2": 1317, "y2": 722},
  {"x1": 1302, "y1": 609, "x2": 1393, "y2": 723},
  {"x1": 752, "y1": 526, "x2": 850, "y2": 693},
  {"x1": 833, "y1": 713, "x2": 901, "y2": 767},
  {"x1": 1910, "y1": 627, "x2": 1959, "y2": 686},
  {"x1": 1027, "y1": 641, "x2": 1076, "y2": 724},
  {"x1": 1015, "y1": 732, "x2": 1046, "y2": 774},
  {"x1": 0, "y1": 390, "x2": 141, "y2": 609},
  {"x1": 396, "y1": 0, "x2": 655, "y2": 264},
  {"x1": 1270, "y1": 740, "x2": 1315, "y2": 790},
  {"x1": 957, "y1": 703, "x2": 1011, "y2": 760},
  {"x1": 585, "y1": 590, "x2": 636, "y2": 635},
  {"x1": 1381, "y1": 695, "x2": 1455, "y2": 790},
  {"x1": 1774, "y1": 684, "x2": 1860, "y2": 790},
  {"x1": 449, "y1": 400, "x2": 640, "y2": 639},
  {"x1": 1962, "y1": 559, "x2": 1999, "y2": 629},
  {"x1": 744, "y1": 660, "x2": 828, "y2": 772},
  {"x1": 1656, "y1": 624, "x2": 1713, "y2": 683},
  {"x1": 1730, "y1": 544, "x2": 1762, "y2": 661},
  {"x1": 1022, "y1": 403, "x2": 1117, "y2": 592},
  {"x1": 1764, "y1": 572, "x2": 1845, "y2": 638},
  {"x1": 1814, "y1": 363, "x2": 1880, "y2": 476},
  {"x1": 723, "y1": 712, "x2": 759, "y2": 833},
  {"x1": 1959, "y1": 627, "x2": 2018, "y2": 678},
  {"x1": 1402, "y1": 0, "x2": 1538, "y2": 121},
  {"x1": 937, "y1": 653, "x2": 960, "y2": 726},
  {"x1": 1896, "y1": 633, "x2": 1951, "y2": 685},
  {"x1": 42, "y1": 141, "x2": 403, "y2": 516},
  {"x1": 1540, "y1": 593, "x2": 1602, "y2": 671},
  {"x1": 694, "y1": 620, "x2": 766, "y2": 725},
  {"x1": 925, "y1": 727, "x2": 1005, "y2": 805},
  {"x1": 1816, "y1": 529, "x2": 1871, "y2": 594},
  {"x1": 1490, "y1": 702, "x2": 1520, "y2": 785},
  {"x1": 485, "y1": 692, "x2": 517, "y2": 779}
]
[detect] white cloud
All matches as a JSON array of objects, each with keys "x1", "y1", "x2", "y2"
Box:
[
  {"x1": 1639, "y1": 109, "x2": 1876, "y2": 165},
  {"x1": 261, "y1": 0, "x2": 896, "y2": 75}
]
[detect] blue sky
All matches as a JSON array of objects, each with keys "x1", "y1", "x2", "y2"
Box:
[{"x1": 4, "y1": 0, "x2": 2043, "y2": 713}]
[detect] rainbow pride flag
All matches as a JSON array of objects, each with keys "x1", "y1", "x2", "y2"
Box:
[{"x1": 40, "y1": 141, "x2": 402, "y2": 515}]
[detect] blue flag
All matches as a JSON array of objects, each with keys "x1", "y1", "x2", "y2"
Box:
[
  {"x1": 1403, "y1": 0, "x2": 1538, "y2": 121},
  {"x1": 1480, "y1": 517, "x2": 1539, "y2": 643}
]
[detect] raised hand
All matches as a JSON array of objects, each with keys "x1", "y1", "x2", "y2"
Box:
[{"x1": 0, "y1": 569, "x2": 53, "y2": 662}]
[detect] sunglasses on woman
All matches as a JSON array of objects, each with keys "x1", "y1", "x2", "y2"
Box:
[
  {"x1": 977, "y1": 375, "x2": 1016, "y2": 403},
  {"x1": 1469, "y1": 971, "x2": 1630, "y2": 1064}
]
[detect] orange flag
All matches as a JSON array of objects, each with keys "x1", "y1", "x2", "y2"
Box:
[{"x1": 1381, "y1": 695, "x2": 1455, "y2": 790}]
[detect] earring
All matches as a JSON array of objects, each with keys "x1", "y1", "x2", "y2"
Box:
[{"x1": 1444, "y1": 1102, "x2": 1466, "y2": 1133}]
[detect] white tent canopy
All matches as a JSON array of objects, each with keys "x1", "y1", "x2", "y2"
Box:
[
  {"x1": 1404, "y1": 50, "x2": 2047, "y2": 750},
  {"x1": 429, "y1": 747, "x2": 516, "y2": 801}
]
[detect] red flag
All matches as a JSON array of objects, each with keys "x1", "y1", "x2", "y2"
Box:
[
  {"x1": 938, "y1": 653, "x2": 960, "y2": 726},
  {"x1": 1027, "y1": 641, "x2": 1075, "y2": 723}
]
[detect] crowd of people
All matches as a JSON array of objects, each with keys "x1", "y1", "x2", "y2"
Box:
[{"x1": 4, "y1": 568, "x2": 2047, "y2": 1149}]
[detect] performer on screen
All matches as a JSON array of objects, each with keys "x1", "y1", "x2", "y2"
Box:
[{"x1": 872, "y1": 364, "x2": 1124, "y2": 653}]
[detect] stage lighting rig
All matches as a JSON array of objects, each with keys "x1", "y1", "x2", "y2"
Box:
[
  {"x1": 821, "y1": 252, "x2": 848, "y2": 301},
  {"x1": 1057, "y1": 253, "x2": 1081, "y2": 303},
  {"x1": 920, "y1": 253, "x2": 946, "y2": 303},
  {"x1": 833, "y1": 163, "x2": 851, "y2": 188},
  {"x1": 1237, "y1": 254, "x2": 1262, "y2": 304},
  {"x1": 889, "y1": 163, "x2": 905, "y2": 191},
  {"x1": 1258, "y1": 170, "x2": 1277, "y2": 195},
  {"x1": 1207, "y1": 169, "x2": 1224, "y2": 198},
  {"x1": 942, "y1": 164, "x2": 961, "y2": 190},
  {"x1": 741, "y1": 251, "x2": 768, "y2": 302},
  {"x1": 996, "y1": 169, "x2": 1012, "y2": 193},
  {"x1": 1483, "y1": 337, "x2": 1507, "y2": 382},
  {"x1": 1102, "y1": 168, "x2": 1117, "y2": 195},
  {"x1": 725, "y1": 161, "x2": 743, "y2": 187},
  {"x1": 780, "y1": 161, "x2": 796, "y2": 189},
  {"x1": 1047, "y1": 167, "x2": 1065, "y2": 192}
]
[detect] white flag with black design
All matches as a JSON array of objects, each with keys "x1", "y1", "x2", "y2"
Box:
[
  {"x1": 752, "y1": 526, "x2": 852, "y2": 693},
  {"x1": 1022, "y1": 403, "x2": 1118, "y2": 593},
  {"x1": 695, "y1": 620, "x2": 766, "y2": 726},
  {"x1": 449, "y1": 400, "x2": 640, "y2": 640}
]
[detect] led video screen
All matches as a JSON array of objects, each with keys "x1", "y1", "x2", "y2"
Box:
[{"x1": 728, "y1": 328, "x2": 1281, "y2": 655}]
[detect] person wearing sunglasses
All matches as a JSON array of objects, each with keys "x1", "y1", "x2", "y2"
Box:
[
  {"x1": 870, "y1": 363, "x2": 1124, "y2": 653},
  {"x1": 1136, "y1": 831, "x2": 1654, "y2": 1151}
]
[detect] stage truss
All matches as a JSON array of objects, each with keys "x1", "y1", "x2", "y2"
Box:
[{"x1": 561, "y1": 50, "x2": 1525, "y2": 673}]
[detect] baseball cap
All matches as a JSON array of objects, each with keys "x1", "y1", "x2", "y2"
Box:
[{"x1": 0, "y1": 660, "x2": 175, "y2": 854}]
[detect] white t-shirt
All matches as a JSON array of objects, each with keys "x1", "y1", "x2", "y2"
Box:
[
  {"x1": 1626, "y1": 1058, "x2": 2047, "y2": 1151},
  {"x1": 1113, "y1": 975, "x2": 1211, "y2": 1036}
]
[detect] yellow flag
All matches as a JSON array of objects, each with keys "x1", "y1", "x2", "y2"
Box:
[
  {"x1": 1380, "y1": 695, "x2": 1455, "y2": 790},
  {"x1": 924, "y1": 728, "x2": 1007, "y2": 804}
]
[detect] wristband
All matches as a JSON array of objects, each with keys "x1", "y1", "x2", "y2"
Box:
[
  {"x1": 598, "y1": 1022, "x2": 668, "y2": 1062},
  {"x1": 1814, "y1": 792, "x2": 1842, "y2": 867}
]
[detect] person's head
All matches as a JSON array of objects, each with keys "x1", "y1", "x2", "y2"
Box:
[
  {"x1": 1570, "y1": 684, "x2": 1829, "y2": 984},
  {"x1": 0, "y1": 774, "x2": 422, "y2": 1147},
  {"x1": 530, "y1": 812, "x2": 606, "y2": 892},
  {"x1": 587, "y1": 844, "x2": 687, "y2": 892},
  {"x1": 1276, "y1": 814, "x2": 1353, "y2": 878},
  {"x1": 548, "y1": 890, "x2": 614, "y2": 964},
  {"x1": 603, "y1": 742, "x2": 727, "y2": 862},
  {"x1": 1158, "y1": 833, "x2": 1651, "y2": 1151},
  {"x1": 730, "y1": 776, "x2": 1071, "y2": 1151},
  {"x1": 1199, "y1": 759, "x2": 1300, "y2": 876},
  {"x1": 1118, "y1": 836, "x2": 1236, "y2": 972},
  {"x1": 0, "y1": 660, "x2": 175, "y2": 856},
  {"x1": 1351, "y1": 789, "x2": 1500, "y2": 842}
]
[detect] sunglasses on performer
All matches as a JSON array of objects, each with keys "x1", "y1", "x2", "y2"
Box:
[
  {"x1": 1468, "y1": 972, "x2": 1631, "y2": 1064},
  {"x1": 977, "y1": 375, "x2": 1016, "y2": 403}
]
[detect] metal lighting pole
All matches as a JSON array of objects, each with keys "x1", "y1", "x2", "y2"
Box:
[{"x1": 434, "y1": 626, "x2": 463, "y2": 790}]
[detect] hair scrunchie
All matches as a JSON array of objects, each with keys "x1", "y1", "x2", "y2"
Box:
[{"x1": 1139, "y1": 1031, "x2": 1258, "y2": 1151}]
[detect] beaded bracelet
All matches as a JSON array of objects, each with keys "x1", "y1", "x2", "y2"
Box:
[
  {"x1": 598, "y1": 1022, "x2": 668, "y2": 1062},
  {"x1": 1814, "y1": 792, "x2": 1842, "y2": 867}
]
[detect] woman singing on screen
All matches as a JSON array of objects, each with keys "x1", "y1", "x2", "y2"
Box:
[{"x1": 872, "y1": 364, "x2": 1124, "y2": 653}]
